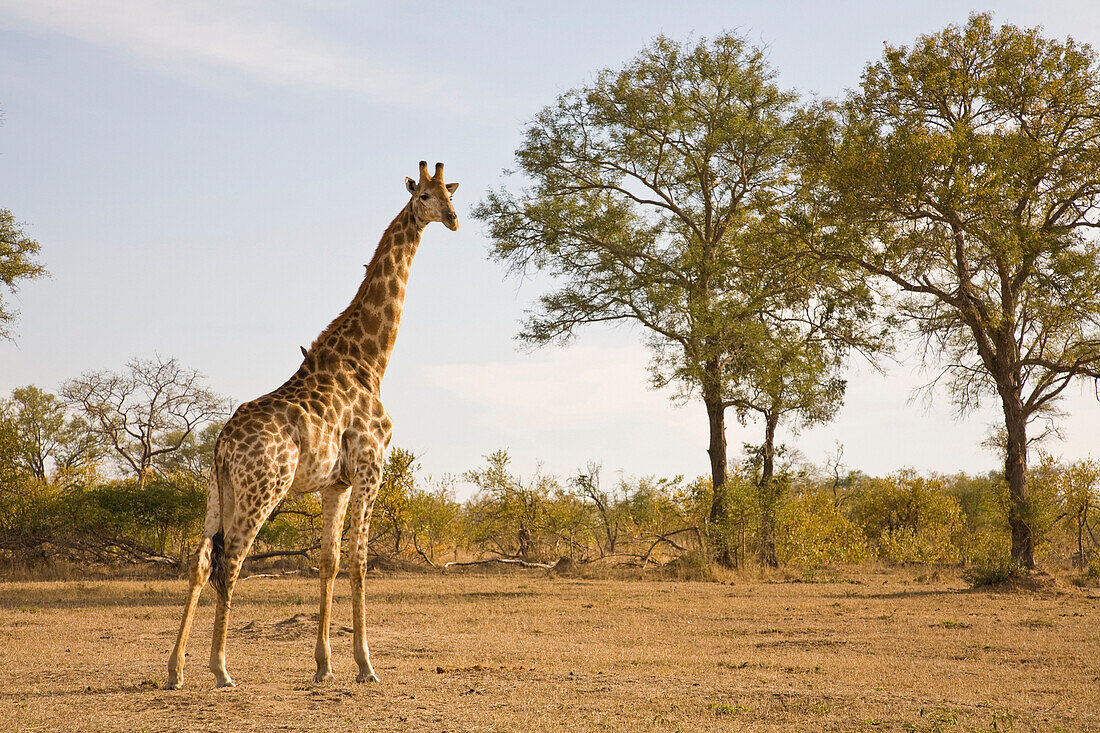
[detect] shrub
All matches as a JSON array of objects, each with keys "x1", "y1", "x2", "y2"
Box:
[
  {"x1": 703, "y1": 472, "x2": 759, "y2": 568},
  {"x1": 776, "y1": 490, "x2": 866, "y2": 569},
  {"x1": 851, "y1": 472, "x2": 964, "y2": 564}
]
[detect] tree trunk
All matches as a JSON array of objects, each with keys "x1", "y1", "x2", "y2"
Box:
[
  {"x1": 705, "y1": 396, "x2": 728, "y2": 523},
  {"x1": 704, "y1": 387, "x2": 734, "y2": 567},
  {"x1": 517, "y1": 526, "x2": 532, "y2": 562},
  {"x1": 758, "y1": 412, "x2": 780, "y2": 568},
  {"x1": 1002, "y1": 396, "x2": 1035, "y2": 570},
  {"x1": 1079, "y1": 512, "x2": 1086, "y2": 569}
]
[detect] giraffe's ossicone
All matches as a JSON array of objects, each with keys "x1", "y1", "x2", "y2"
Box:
[{"x1": 166, "y1": 161, "x2": 460, "y2": 689}]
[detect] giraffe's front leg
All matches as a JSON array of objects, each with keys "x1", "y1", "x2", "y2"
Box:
[
  {"x1": 347, "y1": 472, "x2": 381, "y2": 683},
  {"x1": 314, "y1": 486, "x2": 351, "y2": 684}
]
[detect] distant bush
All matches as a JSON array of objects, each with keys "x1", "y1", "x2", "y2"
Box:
[
  {"x1": 850, "y1": 472, "x2": 964, "y2": 564},
  {"x1": 3, "y1": 385, "x2": 1098, "y2": 579},
  {"x1": 464, "y1": 450, "x2": 580, "y2": 563},
  {"x1": 0, "y1": 470, "x2": 205, "y2": 567},
  {"x1": 776, "y1": 490, "x2": 866, "y2": 569}
]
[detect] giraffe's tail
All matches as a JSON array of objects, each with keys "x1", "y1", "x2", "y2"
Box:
[
  {"x1": 209, "y1": 530, "x2": 228, "y2": 602},
  {"x1": 206, "y1": 447, "x2": 232, "y2": 603}
]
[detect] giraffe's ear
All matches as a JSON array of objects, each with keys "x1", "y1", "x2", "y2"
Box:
[
  {"x1": 446, "y1": 182, "x2": 459, "y2": 195},
  {"x1": 405, "y1": 177, "x2": 417, "y2": 195}
]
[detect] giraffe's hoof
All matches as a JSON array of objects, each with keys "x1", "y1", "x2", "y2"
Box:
[
  {"x1": 313, "y1": 671, "x2": 336, "y2": 684},
  {"x1": 163, "y1": 679, "x2": 182, "y2": 690},
  {"x1": 356, "y1": 671, "x2": 380, "y2": 683},
  {"x1": 214, "y1": 677, "x2": 236, "y2": 689}
]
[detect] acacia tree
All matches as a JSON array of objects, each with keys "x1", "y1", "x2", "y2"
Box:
[
  {"x1": 475, "y1": 34, "x2": 802, "y2": 540},
  {"x1": 0, "y1": 385, "x2": 99, "y2": 481},
  {"x1": 798, "y1": 14, "x2": 1100, "y2": 569},
  {"x1": 0, "y1": 210, "x2": 47, "y2": 340},
  {"x1": 62, "y1": 356, "x2": 229, "y2": 489}
]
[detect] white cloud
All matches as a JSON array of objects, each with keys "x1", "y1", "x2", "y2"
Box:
[
  {"x1": 424, "y1": 344, "x2": 695, "y2": 430},
  {"x1": 0, "y1": 0, "x2": 469, "y2": 112}
]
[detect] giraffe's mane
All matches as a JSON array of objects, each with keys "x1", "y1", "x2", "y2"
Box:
[{"x1": 305, "y1": 205, "x2": 410, "y2": 356}]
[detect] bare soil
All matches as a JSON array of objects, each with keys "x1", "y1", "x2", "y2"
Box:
[{"x1": 1, "y1": 567, "x2": 1097, "y2": 732}]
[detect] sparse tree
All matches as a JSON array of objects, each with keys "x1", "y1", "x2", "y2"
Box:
[
  {"x1": 475, "y1": 34, "x2": 803, "y2": 552},
  {"x1": 0, "y1": 210, "x2": 47, "y2": 340},
  {"x1": 407, "y1": 481, "x2": 462, "y2": 565},
  {"x1": 1061, "y1": 459, "x2": 1100, "y2": 569},
  {"x1": 798, "y1": 14, "x2": 1100, "y2": 569},
  {"x1": 62, "y1": 356, "x2": 229, "y2": 488},
  {"x1": 571, "y1": 463, "x2": 624, "y2": 556},
  {"x1": 726, "y1": 310, "x2": 853, "y2": 566},
  {"x1": 465, "y1": 449, "x2": 560, "y2": 562}
]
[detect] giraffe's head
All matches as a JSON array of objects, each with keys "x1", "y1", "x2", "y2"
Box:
[{"x1": 405, "y1": 161, "x2": 460, "y2": 231}]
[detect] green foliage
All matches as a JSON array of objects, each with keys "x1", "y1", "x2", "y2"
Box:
[
  {"x1": 0, "y1": 386, "x2": 99, "y2": 482},
  {"x1": 1023, "y1": 453, "x2": 1071, "y2": 556},
  {"x1": 0, "y1": 472, "x2": 57, "y2": 557},
  {"x1": 0, "y1": 209, "x2": 47, "y2": 340},
  {"x1": 1025, "y1": 454, "x2": 1100, "y2": 569},
  {"x1": 68, "y1": 477, "x2": 206, "y2": 556},
  {"x1": 798, "y1": 13, "x2": 1100, "y2": 567},
  {"x1": 703, "y1": 472, "x2": 759, "y2": 568},
  {"x1": 1060, "y1": 459, "x2": 1100, "y2": 569},
  {"x1": 851, "y1": 472, "x2": 964, "y2": 564},
  {"x1": 776, "y1": 490, "x2": 867, "y2": 569},
  {"x1": 0, "y1": 469, "x2": 205, "y2": 566},
  {"x1": 155, "y1": 422, "x2": 221, "y2": 479},
  {"x1": 256, "y1": 492, "x2": 322, "y2": 555},
  {"x1": 406, "y1": 482, "x2": 461, "y2": 564},
  {"x1": 961, "y1": 549, "x2": 1015, "y2": 588},
  {"x1": 570, "y1": 465, "x2": 627, "y2": 555},
  {"x1": 374, "y1": 447, "x2": 418, "y2": 554},
  {"x1": 367, "y1": 446, "x2": 464, "y2": 564}
]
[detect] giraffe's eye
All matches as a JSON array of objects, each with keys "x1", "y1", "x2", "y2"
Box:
[{"x1": 419, "y1": 193, "x2": 429, "y2": 200}]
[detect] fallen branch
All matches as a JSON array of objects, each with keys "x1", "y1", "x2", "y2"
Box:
[
  {"x1": 245, "y1": 543, "x2": 320, "y2": 562},
  {"x1": 241, "y1": 568, "x2": 312, "y2": 581},
  {"x1": 584, "y1": 552, "x2": 645, "y2": 566},
  {"x1": 444, "y1": 557, "x2": 556, "y2": 571}
]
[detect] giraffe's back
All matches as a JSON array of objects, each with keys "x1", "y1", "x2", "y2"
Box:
[{"x1": 215, "y1": 364, "x2": 384, "y2": 505}]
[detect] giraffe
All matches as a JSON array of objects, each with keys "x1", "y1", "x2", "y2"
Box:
[{"x1": 165, "y1": 161, "x2": 459, "y2": 689}]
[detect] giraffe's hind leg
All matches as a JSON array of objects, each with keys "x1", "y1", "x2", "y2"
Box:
[
  {"x1": 165, "y1": 534, "x2": 214, "y2": 689},
  {"x1": 207, "y1": 531, "x2": 243, "y2": 688},
  {"x1": 347, "y1": 456, "x2": 383, "y2": 683},
  {"x1": 208, "y1": 487, "x2": 288, "y2": 688},
  {"x1": 314, "y1": 486, "x2": 351, "y2": 683}
]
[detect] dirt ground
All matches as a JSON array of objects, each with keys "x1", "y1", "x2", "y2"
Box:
[{"x1": 0, "y1": 567, "x2": 1097, "y2": 732}]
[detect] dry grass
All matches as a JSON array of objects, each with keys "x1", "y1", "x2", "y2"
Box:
[{"x1": 1, "y1": 566, "x2": 1097, "y2": 732}]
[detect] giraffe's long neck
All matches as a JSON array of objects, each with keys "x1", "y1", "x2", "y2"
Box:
[{"x1": 308, "y1": 203, "x2": 425, "y2": 383}]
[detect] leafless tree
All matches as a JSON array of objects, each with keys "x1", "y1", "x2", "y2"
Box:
[{"x1": 62, "y1": 356, "x2": 229, "y2": 488}]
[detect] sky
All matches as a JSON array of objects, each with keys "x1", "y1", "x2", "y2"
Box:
[{"x1": 4, "y1": 0, "x2": 1100, "y2": 493}]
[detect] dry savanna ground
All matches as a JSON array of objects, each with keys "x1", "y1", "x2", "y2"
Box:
[{"x1": 1, "y1": 567, "x2": 1097, "y2": 732}]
